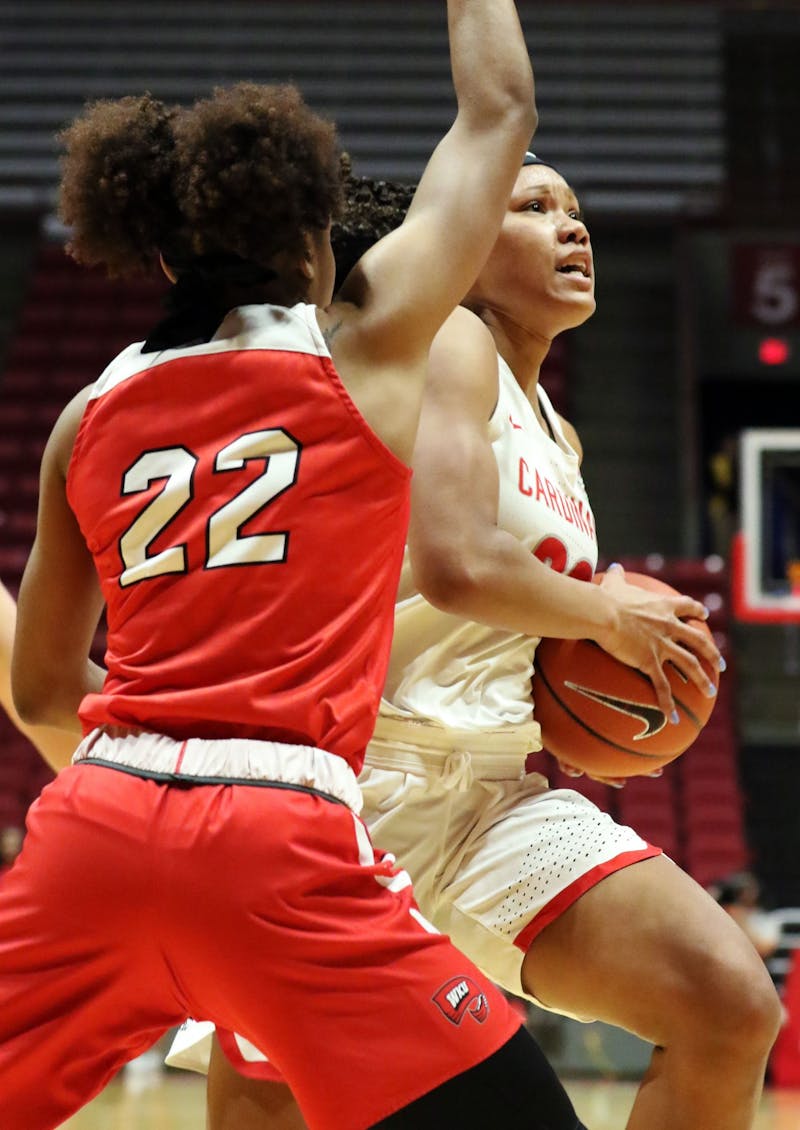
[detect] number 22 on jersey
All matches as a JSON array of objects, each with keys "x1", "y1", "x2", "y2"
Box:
[{"x1": 118, "y1": 428, "x2": 301, "y2": 587}]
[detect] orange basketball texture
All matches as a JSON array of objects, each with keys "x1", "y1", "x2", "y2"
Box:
[{"x1": 531, "y1": 572, "x2": 719, "y2": 778}]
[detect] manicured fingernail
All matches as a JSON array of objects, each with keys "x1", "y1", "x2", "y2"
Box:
[
  {"x1": 648, "y1": 769, "x2": 664, "y2": 778},
  {"x1": 718, "y1": 656, "x2": 727, "y2": 673},
  {"x1": 702, "y1": 606, "x2": 710, "y2": 619},
  {"x1": 706, "y1": 681, "x2": 717, "y2": 697},
  {"x1": 670, "y1": 709, "x2": 680, "y2": 725},
  {"x1": 608, "y1": 780, "x2": 625, "y2": 789},
  {"x1": 608, "y1": 561, "x2": 622, "y2": 570}
]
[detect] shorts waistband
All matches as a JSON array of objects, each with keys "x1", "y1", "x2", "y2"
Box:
[
  {"x1": 367, "y1": 713, "x2": 541, "y2": 786},
  {"x1": 73, "y1": 728, "x2": 363, "y2": 814}
]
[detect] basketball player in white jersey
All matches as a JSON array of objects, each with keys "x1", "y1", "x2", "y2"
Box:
[{"x1": 171, "y1": 157, "x2": 781, "y2": 1130}]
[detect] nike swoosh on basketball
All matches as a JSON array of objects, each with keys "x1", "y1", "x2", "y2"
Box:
[{"x1": 564, "y1": 681, "x2": 667, "y2": 739}]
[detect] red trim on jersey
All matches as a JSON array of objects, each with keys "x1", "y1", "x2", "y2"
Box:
[
  {"x1": 513, "y1": 844, "x2": 662, "y2": 952},
  {"x1": 174, "y1": 742, "x2": 188, "y2": 774}
]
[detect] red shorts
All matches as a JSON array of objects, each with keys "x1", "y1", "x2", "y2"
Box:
[{"x1": 0, "y1": 763, "x2": 520, "y2": 1130}]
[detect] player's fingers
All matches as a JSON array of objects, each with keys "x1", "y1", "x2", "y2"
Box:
[
  {"x1": 597, "y1": 563, "x2": 626, "y2": 592},
  {"x1": 558, "y1": 755, "x2": 624, "y2": 787},
  {"x1": 647, "y1": 662, "x2": 676, "y2": 720},
  {"x1": 669, "y1": 594, "x2": 709, "y2": 623},
  {"x1": 664, "y1": 640, "x2": 719, "y2": 699},
  {"x1": 673, "y1": 619, "x2": 725, "y2": 673}
]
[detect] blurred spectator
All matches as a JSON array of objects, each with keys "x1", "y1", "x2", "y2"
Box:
[
  {"x1": 708, "y1": 870, "x2": 780, "y2": 960},
  {"x1": 0, "y1": 825, "x2": 24, "y2": 877}
]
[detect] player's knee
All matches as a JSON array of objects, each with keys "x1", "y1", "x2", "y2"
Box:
[
  {"x1": 713, "y1": 954, "x2": 782, "y2": 1055},
  {"x1": 373, "y1": 1027, "x2": 586, "y2": 1130},
  {"x1": 672, "y1": 945, "x2": 781, "y2": 1059}
]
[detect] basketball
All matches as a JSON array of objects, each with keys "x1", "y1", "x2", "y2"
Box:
[{"x1": 531, "y1": 571, "x2": 719, "y2": 778}]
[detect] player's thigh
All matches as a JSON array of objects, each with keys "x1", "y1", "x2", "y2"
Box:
[
  {"x1": 522, "y1": 853, "x2": 777, "y2": 1045},
  {"x1": 437, "y1": 784, "x2": 651, "y2": 996},
  {"x1": 191, "y1": 795, "x2": 521, "y2": 1130}
]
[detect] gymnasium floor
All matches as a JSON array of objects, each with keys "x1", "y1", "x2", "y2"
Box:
[{"x1": 58, "y1": 1072, "x2": 800, "y2": 1129}]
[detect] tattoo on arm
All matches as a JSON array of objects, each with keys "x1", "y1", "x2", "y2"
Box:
[{"x1": 322, "y1": 320, "x2": 343, "y2": 351}]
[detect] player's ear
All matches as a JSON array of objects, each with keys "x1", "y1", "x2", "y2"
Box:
[{"x1": 298, "y1": 234, "x2": 315, "y2": 283}]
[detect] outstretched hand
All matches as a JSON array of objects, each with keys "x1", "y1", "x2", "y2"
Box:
[{"x1": 591, "y1": 563, "x2": 723, "y2": 723}]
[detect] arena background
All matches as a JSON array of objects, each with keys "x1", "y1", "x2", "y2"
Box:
[{"x1": 1, "y1": 0, "x2": 799, "y2": 1091}]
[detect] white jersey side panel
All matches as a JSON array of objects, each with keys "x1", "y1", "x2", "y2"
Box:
[{"x1": 381, "y1": 356, "x2": 598, "y2": 736}]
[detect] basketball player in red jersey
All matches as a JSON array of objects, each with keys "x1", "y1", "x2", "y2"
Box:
[
  {"x1": 190, "y1": 163, "x2": 781, "y2": 1130},
  {"x1": 0, "y1": 5, "x2": 590, "y2": 1127}
]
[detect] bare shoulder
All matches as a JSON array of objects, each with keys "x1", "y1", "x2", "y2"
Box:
[
  {"x1": 432, "y1": 305, "x2": 492, "y2": 351},
  {"x1": 315, "y1": 300, "x2": 354, "y2": 355},
  {"x1": 428, "y1": 307, "x2": 499, "y2": 405},
  {"x1": 314, "y1": 298, "x2": 426, "y2": 467},
  {"x1": 558, "y1": 412, "x2": 584, "y2": 463},
  {"x1": 324, "y1": 228, "x2": 430, "y2": 368},
  {"x1": 317, "y1": 296, "x2": 399, "y2": 379},
  {"x1": 46, "y1": 384, "x2": 95, "y2": 478}
]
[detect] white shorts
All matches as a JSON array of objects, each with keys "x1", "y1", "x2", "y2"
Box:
[
  {"x1": 357, "y1": 735, "x2": 659, "y2": 1010},
  {"x1": 166, "y1": 722, "x2": 659, "y2": 1077}
]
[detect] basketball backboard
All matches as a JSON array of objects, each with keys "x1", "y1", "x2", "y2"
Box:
[{"x1": 733, "y1": 428, "x2": 800, "y2": 622}]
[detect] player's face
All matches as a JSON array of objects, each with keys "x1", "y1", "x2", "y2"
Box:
[{"x1": 473, "y1": 165, "x2": 596, "y2": 334}]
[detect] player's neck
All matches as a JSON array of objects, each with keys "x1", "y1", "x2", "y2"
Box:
[{"x1": 479, "y1": 308, "x2": 550, "y2": 397}]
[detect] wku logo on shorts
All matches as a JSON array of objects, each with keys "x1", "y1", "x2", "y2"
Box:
[{"x1": 432, "y1": 976, "x2": 489, "y2": 1026}]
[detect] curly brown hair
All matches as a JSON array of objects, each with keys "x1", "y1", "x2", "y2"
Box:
[
  {"x1": 58, "y1": 83, "x2": 344, "y2": 282},
  {"x1": 58, "y1": 93, "x2": 181, "y2": 277},
  {"x1": 332, "y1": 171, "x2": 416, "y2": 291}
]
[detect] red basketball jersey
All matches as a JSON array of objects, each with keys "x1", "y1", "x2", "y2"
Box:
[{"x1": 67, "y1": 303, "x2": 410, "y2": 773}]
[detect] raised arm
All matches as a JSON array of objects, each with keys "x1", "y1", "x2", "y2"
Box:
[
  {"x1": 336, "y1": 0, "x2": 536, "y2": 365},
  {"x1": 409, "y1": 307, "x2": 723, "y2": 718}
]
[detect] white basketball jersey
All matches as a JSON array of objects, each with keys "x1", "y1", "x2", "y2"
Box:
[{"x1": 379, "y1": 354, "x2": 598, "y2": 738}]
